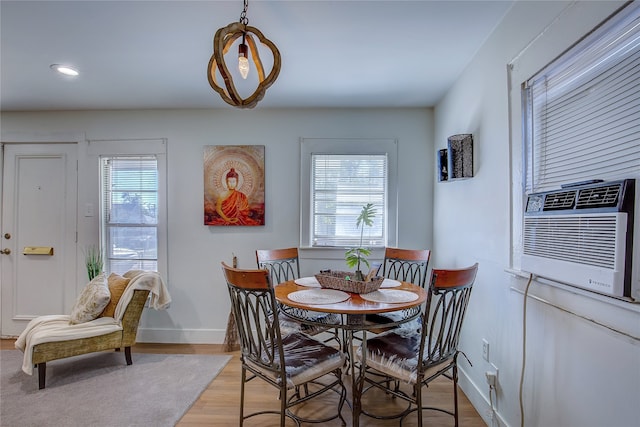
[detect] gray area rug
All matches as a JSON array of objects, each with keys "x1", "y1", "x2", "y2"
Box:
[{"x1": 0, "y1": 350, "x2": 231, "y2": 427}]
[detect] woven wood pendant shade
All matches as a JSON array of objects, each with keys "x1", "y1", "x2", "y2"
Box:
[{"x1": 208, "y1": 21, "x2": 281, "y2": 109}]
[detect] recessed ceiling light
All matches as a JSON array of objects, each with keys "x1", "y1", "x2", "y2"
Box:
[{"x1": 50, "y1": 64, "x2": 79, "y2": 76}]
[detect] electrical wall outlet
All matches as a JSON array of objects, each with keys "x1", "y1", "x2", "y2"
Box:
[
  {"x1": 485, "y1": 370, "x2": 498, "y2": 387},
  {"x1": 482, "y1": 338, "x2": 489, "y2": 362},
  {"x1": 485, "y1": 364, "x2": 499, "y2": 387}
]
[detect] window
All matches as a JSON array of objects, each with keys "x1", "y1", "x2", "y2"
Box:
[
  {"x1": 101, "y1": 156, "x2": 159, "y2": 274},
  {"x1": 312, "y1": 154, "x2": 387, "y2": 246},
  {"x1": 509, "y1": 2, "x2": 640, "y2": 297},
  {"x1": 522, "y1": 2, "x2": 640, "y2": 193},
  {"x1": 88, "y1": 138, "x2": 167, "y2": 278},
  {"x1": 300, "y1": 138, "x2": 398, "y2": 248}
]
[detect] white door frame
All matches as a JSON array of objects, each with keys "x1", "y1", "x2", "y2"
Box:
[{"x1": 0, "y1": 132, "x2": 84, "y2": 337}]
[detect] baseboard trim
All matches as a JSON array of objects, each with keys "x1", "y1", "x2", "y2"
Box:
[
  {"x1": 136, "y1": 328, "x2": 227, "y2": 344},
  {"x1": 458, "y1": 364, "x2": 509, "y2": 427}
]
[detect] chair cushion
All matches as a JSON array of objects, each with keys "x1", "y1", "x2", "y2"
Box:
[
  {"x1": 69, "y1": 273, "x2": 111, "y2": 324},
  {"x1": 280, "y1": 311, "x2": 341, "y2": 336},
  {"x1": 366, "y1": 306, "x2": 421, "y2": 328},
  {"x1": 99, "y1": 273, "x2": 131, "y2": 318},
  {"x1": 356, "y1": 329, "x2": 451, "y2": 385},
  {"x1": 245, "y1": 332, "x2": 345, "y2": 388}
]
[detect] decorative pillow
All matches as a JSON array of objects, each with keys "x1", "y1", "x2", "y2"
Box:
[
  {"x1": 69, "y1": 273, "x2": 110, "y2": 324},
  {"x1": 99, "y1": 273, "x2": 131, "y2": 318}
]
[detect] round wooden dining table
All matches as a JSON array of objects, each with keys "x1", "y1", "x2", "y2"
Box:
[
  {"x1": 274, "y1": 279, "x2": 427, "y2": 427},
  {"x1": 274, "y1": 279, "x2": 427, "y2": 327}
]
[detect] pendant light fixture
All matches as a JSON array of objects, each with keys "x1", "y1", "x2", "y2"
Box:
[{"x1": 207, "y1": 0, "x2": 281, "y2": 109}]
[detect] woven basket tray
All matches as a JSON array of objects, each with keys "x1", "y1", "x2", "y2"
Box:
[{"x1": 314, "y1": 270, "x2": 384, "y2": 294}]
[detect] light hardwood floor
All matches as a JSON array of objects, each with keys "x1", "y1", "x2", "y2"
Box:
[{"x1": 3, "y1": 340, "x2": 485, "y2": 426}]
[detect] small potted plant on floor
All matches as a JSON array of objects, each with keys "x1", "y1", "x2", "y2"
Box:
[{"x1": 84, "y1": 245, "x2": 104, "y2": 280}]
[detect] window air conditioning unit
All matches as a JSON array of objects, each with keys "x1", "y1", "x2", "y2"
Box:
[{"x1": 522, "y1": 179, "x2": 636, "y2": 299}]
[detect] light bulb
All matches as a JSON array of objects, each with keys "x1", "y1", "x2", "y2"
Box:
[
  {"x1": 238, "y1": 56, "x2": 249, "y2": 79},
  {"x1": 238, "y1": 42, "x2": 249, "y2": 79}
]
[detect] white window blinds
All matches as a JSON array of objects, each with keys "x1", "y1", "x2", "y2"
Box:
[
  {"x1": 311, "y1": 154, "x2": 387, "y2": 247},
  {"x1": 523, "y1": 2, "x2": 640, "y2": 193},
  {"x1": 101, "y1": 156, "x2": 159, "y2": 274}
]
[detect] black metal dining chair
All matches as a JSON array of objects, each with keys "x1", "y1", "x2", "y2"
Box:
[
  {"x1": 355, "y1": 262, "x2": 479, "y2": 427},
  {"x1": 365, "y1": 247, "x2": 431, "y2": 332},
  {"x1": 221, "y1": 262, "x2": 347, "y2": 426},
  {"x1": 256, "y1": 247, "x2": 342, "y2": 346}
]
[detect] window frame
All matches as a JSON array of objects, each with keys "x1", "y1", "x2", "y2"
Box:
[
  {"x1": 299, "y1": 138, "x2": 398, "y2": 249},
  {"x1": 508, "y1": 2, "x2": 639, "y2": 297},
  {"x1": 87, "y1": 139, "x2": 168, "y2": 279},
  {"x1": 522, "y1": 2, "x2": 640, "y2": 194}
]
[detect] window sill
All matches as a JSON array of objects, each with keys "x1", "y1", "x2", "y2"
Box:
[
  {"x1": 506, "y1": 268, "x2": 639, "y2": 342},
  {"x1": 506, "y1": 268, "x2": 640, "y2": 309},
  {"x1": 299, "y1": 246, "x2": 386, "y2": 261}
]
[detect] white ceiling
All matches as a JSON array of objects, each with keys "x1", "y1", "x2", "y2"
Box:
[{"x1": 1, "y1": 0, "x2": 514, "y2": 111}]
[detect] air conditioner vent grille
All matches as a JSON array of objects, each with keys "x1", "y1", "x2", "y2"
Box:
[
  {"x1": 576, "y1": 184, "x2": 621, "y2": 209},
  {"x1": 543, "y1": 191, "x2": 576, "y2": 210},
  {"x1": 522, "y1": 179, "x2": 635, "y2": 298},
  {"x1": 523, "y1": 215, "x2": 617, "y2": 269}
]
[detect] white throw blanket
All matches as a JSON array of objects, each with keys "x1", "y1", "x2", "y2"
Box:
[
  {"x1": 15, "y1": 270, "x2": 171, "y2": 375},
  {"x1": 117, "y1": 270, "x2": 172, "y2": 319}
]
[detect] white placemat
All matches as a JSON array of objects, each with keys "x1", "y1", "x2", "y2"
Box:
[
  {"x1": 294, "y1": 276, "x2": 321, "y2": 287},
  {"x1": 380, "y1": 278, "x2": 401, "y2": 288},
  {"x1": 360, "y1": 289, "x2": 419, "y2": 304},
  {"x1": 287, "y1": 289, "x2": 350, "y2": 305}
]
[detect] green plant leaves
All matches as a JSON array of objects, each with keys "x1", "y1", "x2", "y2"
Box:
[
  {"x1": 84, "y1": 245, "x2": 104, "y2": 280},
  {"x1": 345, "y1": 203, "x2": 376, "y2": 275},
  {"x1": 356, "y1": 203, "x2": 376, "y2": 228}
]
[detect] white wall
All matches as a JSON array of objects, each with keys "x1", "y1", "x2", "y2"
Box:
[
  {"x1": 434, "y1": 1, "x2": 640, "y2": 427},
  {"x1": 4, "y1": 2, "x2": 640, "y2": 425},
  {"x1": 1, "y1": 108, "x2": 433, "y2": 343}
]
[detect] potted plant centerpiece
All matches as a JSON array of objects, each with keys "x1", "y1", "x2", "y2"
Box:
[
  {"x1": 315, "y1": 203, "x2": 383, "y2": 293},
  {"x1": 345, "y1": 203, "x2": 376, "y2": 281}
]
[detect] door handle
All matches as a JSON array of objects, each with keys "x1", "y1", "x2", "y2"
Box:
[{"x1": 1, "y1": 248, "x2": 10, "y2": 255}]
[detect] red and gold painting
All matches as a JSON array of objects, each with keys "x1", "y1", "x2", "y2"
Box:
[{"x1": 204, "y1": 145, "x2": 265, "y2": 226}]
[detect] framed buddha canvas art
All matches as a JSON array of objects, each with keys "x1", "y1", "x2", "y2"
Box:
[{"x1": 204, "y1": 145, "x2": 265, "y2": 226}]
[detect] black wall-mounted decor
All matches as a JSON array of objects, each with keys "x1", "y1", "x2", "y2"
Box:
[
  {"x1": 437, "y1": 149, "x2": 449, "y2": 182},
  {"x1": 438, "y1": 134, "x2": 473, "y2": 182}
]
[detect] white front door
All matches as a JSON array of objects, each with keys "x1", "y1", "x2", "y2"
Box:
[{"x1": 1, "y1": 143, "x2": 78, "y2": 337}]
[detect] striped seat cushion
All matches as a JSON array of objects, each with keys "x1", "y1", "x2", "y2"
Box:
[
  {"x1": 279, "y1": 312, "x2": 341, "y2": 336},
  {"x1": 245, "y1": 332, "x2": 345, "y2": 388},
  {"x1": 356, "y1": 329, "x2": 451, "y2": 385}
]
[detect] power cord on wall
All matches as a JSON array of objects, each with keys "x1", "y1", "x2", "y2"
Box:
[
  {"x1": 519, "y1": 273, "x2": 534, "y2": 427},
  {"x1": 488, "y1": 381, "x2": 498, "y2": 427}
]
